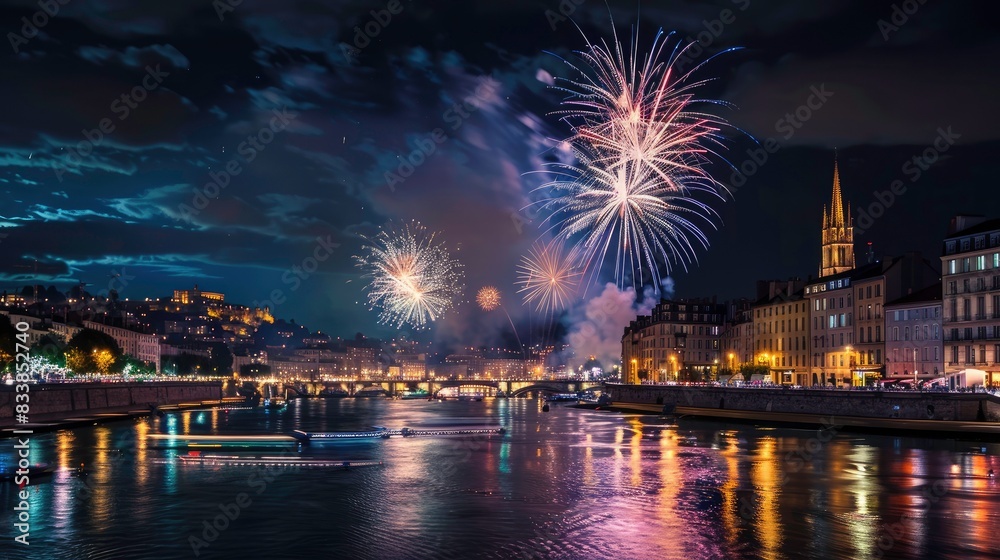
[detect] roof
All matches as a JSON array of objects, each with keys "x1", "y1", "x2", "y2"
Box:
[
  {"x1": 885, "y1": 283, "x2": 942, "y2": 307},
  {"x1": 753, "y1": 288, "x2": 806, "y2": 307},
  {"x1": 945, "y1": 217, "x2": 1000, "y2": 239},
  {"x1": 810, "y1": 260, "x2": 884, "y2": 286}
]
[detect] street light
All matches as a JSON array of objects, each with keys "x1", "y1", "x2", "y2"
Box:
[{"x1": 846, "y1": 345, "x2": 860, "y2": 386}]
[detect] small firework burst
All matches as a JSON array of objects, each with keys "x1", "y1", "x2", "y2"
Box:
[{"x1": 476, "y1": 285, "x2": 502, "y2": 311}]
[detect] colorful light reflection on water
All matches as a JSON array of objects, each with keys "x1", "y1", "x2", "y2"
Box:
[{"x1": 1, "y1": 399, "x2": 999, "y2": 559}]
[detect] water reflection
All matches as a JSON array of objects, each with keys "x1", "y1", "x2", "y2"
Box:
[{"x1": 1, "y1": 401, "x2": 999, "y2": 559}]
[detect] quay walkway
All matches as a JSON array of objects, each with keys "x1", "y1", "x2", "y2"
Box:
[{"x1": 602, "y1": 402, "x2": 1000, "y2": 439}]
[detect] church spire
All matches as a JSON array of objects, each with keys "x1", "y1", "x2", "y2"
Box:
[
  {"x1": 831, "y1": 154, "x2": 845, "y2": 228},
  {"x1": 819, "y1": 151, "x2": 855, "y2": 278}
]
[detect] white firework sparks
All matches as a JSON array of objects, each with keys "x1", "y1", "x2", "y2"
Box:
[{"x1": 354, "y1": 221, "x2": 464, "y2": 329}]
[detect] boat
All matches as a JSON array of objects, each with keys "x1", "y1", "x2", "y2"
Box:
[
  {"x1": 399, "y1": 389, "x2": 430, "y2": 400},
  {"x1": 354, "y1": 386, "x2": 387, "y2": 398},
  {"x1": 318, "y1": 388, "x2": 350, "y2": 398},
  {"x1": 262, "y1": 398, "x2": 287, "y2": 410},
  {"x1": 218, "y1": 396, "x2": 256, "y2": 410},
  {"x1": 292, "y1": 429, "x2": 391, "y2": 441},
  {"x1": 545, "y1": 393, "x2": 580, "y2": 402}
]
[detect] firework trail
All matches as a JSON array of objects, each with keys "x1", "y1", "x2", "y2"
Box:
[
  {"x1": 475, "y1": 285, "x2": 524, "y2": 357},
  {"x1": 532, "y1": 27, "x2": 735, "y2": 292},
  {"x1": 354, "y1": 221, "x2": 464, "y2": 329}
]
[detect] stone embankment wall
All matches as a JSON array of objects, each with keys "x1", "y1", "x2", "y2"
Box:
[
  {"x1": 607, "y1": 384, "x2": 1000, "y2": 422},
  {"x1": 0, "y1": 382, "x2": 222, "y2": 420}
]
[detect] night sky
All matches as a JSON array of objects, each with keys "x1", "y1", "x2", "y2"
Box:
[{"x1": 1, "y1": 0, "x2": 998, "y2": 347}]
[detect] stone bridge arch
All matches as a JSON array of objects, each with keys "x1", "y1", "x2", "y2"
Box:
[{"x1": 508, "y1": 384, "x2": 573, "y2": 398}]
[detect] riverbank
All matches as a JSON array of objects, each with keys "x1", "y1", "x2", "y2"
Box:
[
  {"x1": 606, "y1": 383, "x2": 1000, "y2": 422},
  {"x1": 584, "y1": 400, "x2": 1000, "y2": 440},
  {"x1": 0, "y1": 381, "x2": 225, "y2": 437}
]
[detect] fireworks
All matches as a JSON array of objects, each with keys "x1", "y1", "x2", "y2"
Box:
[
  {"x1": 535, "y1": 28, "x2": 733, "y2": 290},
  {"x1": 354, "y1": 221, "x2": 464, "y2": 329},
  {"x1": 516, "y1": 241, "x2": 581, "y2": 314},
  {"x1": 476, "y1": 286, "x2": 501, "y2": 311}
]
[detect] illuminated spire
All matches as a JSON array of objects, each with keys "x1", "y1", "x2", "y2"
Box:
[
  {"x1": 819, "y1": 151, "x2": 854, "y2": 278},
  {"x1": 831, "y1": 155, "x2": 845, "y2": 228}
]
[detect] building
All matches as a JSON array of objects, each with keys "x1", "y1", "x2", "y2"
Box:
[
  {"x1": 720, "y1": 298, "x2": 753, "y2": 375},
  {"x1": 171, "y1": 284, "x2": 224, "y2": 306},
  {"x1": 941, "y1": 215, "x2": 1000, "y2": 388},
  {"x1": 49, "y1": 321, "x2": 83, "y2": 343},
  {"x1": 819, "y1": 158, "x2": 855, "y2": 278},
  {"x1": 804, "y1": 163, "x2": 939, "y2": 387},
  {"x1": 621, "y1": 324, "x2": 642, "y2": 384},
  {"x1": 393, "y1": 354, "x2": 427, "y2": 379},
  {"x1": 806, "y1": 255, "x2": 939, "y2": 387},
  {"x1": 441, "y1": 351, "x2": 532, "y2": 380},
  {"x1": 83, "y1": 321, "x2": 160, "y2": 373},
  {"x1": 884, "y1": 284, "x2": 943, "y2": 383},
  {"x1": 752, "y1": 279, "x2": 809, "y2": 385},
  {"x1": 346, "y1": 339, "x2": 381, "y2": 377},
  {"x1": 621, "y1": 298, "x2": 725, "y2": 383},
  {"x1": 232, "y1": 349, "x2": 268, "y2": 374}
]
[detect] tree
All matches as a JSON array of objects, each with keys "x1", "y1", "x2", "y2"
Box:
[
  {"x1": 738, "y1": 363, "x2": 769, "y2": 378},
  {"x1": 162, "y1": 353, "x2": 212, "y2": 376},
  {"x1": 207, "y1": 342, "x2": 233, "y2": 375},
  {"x1": 65, "y1": 348, "x2": 87, "y2": 374},
  {"x1": 0, "y1": 315, "x2": 16, "y2": 372},
  {"x1": 31, "y1": 335, "x2": 65, "y2": 368},
  {"x1": 93, "y1": 349, "x2": 116, "y2": 374},
  {"x1": 65, "y1": 329, "x2": 123, "y2": 375},
  {"x1": 116, "y1": 355, "x2": 155, "y2": 377}
]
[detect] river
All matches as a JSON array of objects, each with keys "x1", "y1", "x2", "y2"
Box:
[{"x1": 2, "y1": 398, "x2": 999, "y2": 559}]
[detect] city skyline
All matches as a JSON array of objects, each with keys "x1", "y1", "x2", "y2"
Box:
[{"x1": 1, "y1": 0, "x2": 998, "y2": 344}]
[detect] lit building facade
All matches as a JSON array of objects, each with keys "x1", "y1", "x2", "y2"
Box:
[
  {"x1": 621, "y1": 298, "x2": 724, "y2": 383},
  {"x1": 83, "y1": 320, "x2": 160, "y2": 373},
  {"x1": 941, "y1": 216, "x2": 1000, "y2": 387},
  {"x1": 720, "y1": 298, "x2": 753, "y2": 376},
  {"x1": 171, "y1": 284, "x2": 224, "y2": 305},
  {"x1": 806, "y1": 271, "x2": 857, "y2": 387},
  {"x1": 885, "y1": 284, "x2": 943, "y2": 383},
  {"x1": 752, "y1": 279, "x2": 809, "y2": 385}
]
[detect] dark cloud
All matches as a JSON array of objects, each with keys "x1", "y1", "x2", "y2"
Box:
[{"x1": 1, "y1": 0, "x2": 997, "y2": 343}]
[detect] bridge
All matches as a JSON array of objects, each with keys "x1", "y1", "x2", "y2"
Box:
[{"x1": 270, "y1": 379, "x2": 602, "y2": 398}]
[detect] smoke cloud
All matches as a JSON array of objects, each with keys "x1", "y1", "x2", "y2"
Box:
[{"x1": 564, "y1": 279, "x2": 675, "y2": 373}]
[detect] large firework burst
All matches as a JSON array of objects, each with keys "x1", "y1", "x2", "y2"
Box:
[
  {"x1": 516, "y1": 240, "x2": 581, "y2": 314},
  {"x1": 354, "y1": 221, "x2": 464, "y2": 329},
  {"x1": 534, "y1": 28, "x2": 734, "y2": 291}
]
